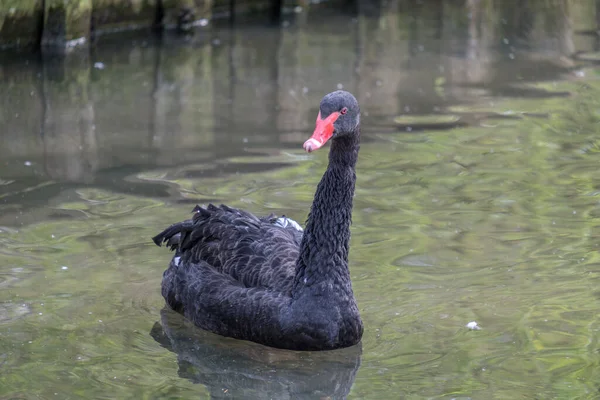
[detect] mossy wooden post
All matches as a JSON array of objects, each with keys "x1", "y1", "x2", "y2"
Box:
[
  {"x1": 91, "y1": 0, "x2": 160, "y2": 34},
  {"x1": 0, "y1": 1, "x2": 45, "y2": 48},
  {"x1": 161, "y1": 0, "x2": 212, "y2": 33},
  {"x1": 42, "y1": 53, "x2": 98, "y2": 182},
  {"x1": 42, "y1": 0, "x2": 92, "y2": 50}
]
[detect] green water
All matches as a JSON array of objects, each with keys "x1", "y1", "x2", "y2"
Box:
[{"x1": 2, "y1": 1, "x2": 600, "y2": 399}]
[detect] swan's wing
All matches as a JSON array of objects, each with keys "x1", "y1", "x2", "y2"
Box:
[
  {"x1": 266, "y1": 215, "x2": 304, "y2": 242},
  {"x1": 272, "y1": 216, "x2": 303, "y2": 232},
  {"x1": 153, "y1": 204, "x2": 302, "y2": 292}
]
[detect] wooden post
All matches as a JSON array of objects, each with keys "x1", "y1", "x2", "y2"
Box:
[
  {"x1": 42, "y1": 0, "x2": 92, "y2": 50},
  {"x1": 91, "y1": 0, "x2": 160, "y2": 34},
  {"x1": 161, "y1": 0, "x2": 212, "y2": 33},
  {"x1": 0, "y1": 0, "x2": 45, "y2": 49}
]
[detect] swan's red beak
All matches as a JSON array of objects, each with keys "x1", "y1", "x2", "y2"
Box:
[{"x1": 303, "y1": 111, "x2": 341, "y2": 152}]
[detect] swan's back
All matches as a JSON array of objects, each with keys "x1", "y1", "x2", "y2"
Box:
[{"x1": 153, "y1": 204, "x2": 303, "y2": 293}]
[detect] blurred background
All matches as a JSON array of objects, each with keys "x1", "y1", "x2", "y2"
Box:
[{"x1": 1, "y1": 0, "x2": 600, "y2": 398}]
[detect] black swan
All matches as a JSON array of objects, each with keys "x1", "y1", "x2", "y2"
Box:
[{"x1": 152, "y1": 90, "x2": 363, "y2": 351}]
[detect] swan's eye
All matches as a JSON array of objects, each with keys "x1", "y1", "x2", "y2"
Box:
[{"x1": 340, "y1": 107, "x2": 348, "y2": 115}]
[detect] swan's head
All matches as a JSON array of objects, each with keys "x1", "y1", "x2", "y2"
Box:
[{"x1": 303, "y1": 90, "x2": 360, "y2": 152}]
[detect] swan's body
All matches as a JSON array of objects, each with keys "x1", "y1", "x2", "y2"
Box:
[{"x1": 153, "y1": 91, "x2": 363, "y2": 351}]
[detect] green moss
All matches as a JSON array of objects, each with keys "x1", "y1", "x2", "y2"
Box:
[
  {"x1": 91, "y1": 0, "x2": 158, "y2": 33},
  {"x1": 0, "y1": 0, "x2": 44, "y2": 48},
  {"x1": 42, "y1": 0, "x2": 92, "y2": 46}
]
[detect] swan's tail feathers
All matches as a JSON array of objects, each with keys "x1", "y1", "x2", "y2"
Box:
[
  {"x1": 152, "y1": 221, "x2": 195, "y2": 251},
  {"x1": 154, "y1": 203, "x2": 273, "y2": 256},
  {"x1": 165, "y1": 233, "x2": 181, "y2": 250},
  {"x1": 192, "y1": 204, "x2": 212, "y2": 219}
]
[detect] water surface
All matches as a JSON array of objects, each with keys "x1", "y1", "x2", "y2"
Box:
[{"x1": 1, "y1": 1, "x2": 600, "y2": 398}]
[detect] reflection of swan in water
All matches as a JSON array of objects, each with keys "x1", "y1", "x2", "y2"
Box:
[{"x1": 150, "y1": 308, "x2": 362, "y2": 400}]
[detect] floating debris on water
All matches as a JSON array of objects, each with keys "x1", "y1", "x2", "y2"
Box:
[{"x1": 466, "y1": 321, "x2": 481, "y2": 330}]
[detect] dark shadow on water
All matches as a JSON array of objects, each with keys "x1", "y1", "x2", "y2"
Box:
[{"x1": 150, "y1": 308, "x2": 362, "y2": 400}]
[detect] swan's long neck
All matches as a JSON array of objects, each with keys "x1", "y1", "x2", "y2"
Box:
[{"x1": 293, "y1": 130, "x2": 360, "y2": 296}]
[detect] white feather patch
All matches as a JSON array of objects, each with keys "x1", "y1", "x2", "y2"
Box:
[{"x1": 274, "y1": 217, "x2": 303, "y2": 232}]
